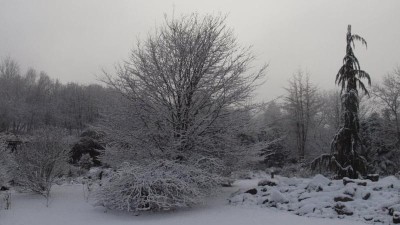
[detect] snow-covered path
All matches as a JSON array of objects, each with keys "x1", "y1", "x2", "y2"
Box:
[{"x1": 1, "y1": 179, "x2": 363, "y2": 225}]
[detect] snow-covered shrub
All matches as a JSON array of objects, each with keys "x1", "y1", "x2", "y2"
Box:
[
  {"x1": 258, "y1": 178, "x2": 278, "y2": 186},
  {"x1": 78, "y1": 153, "x2": 94, "y2": 170},
  {"x1": 95, "y1": 160, "x2": 221, "y2": 212},
  {"x1": 0, "y1": 189, "x2": 11, "y2": 210},
  {"x1": 66, "y1": 165, "x2": 87, "y2": 178},
  {"x1": 0, "y1": 135, "x2": 15, "y2": 188},
  {"x1": 0, "y1": 146, "x2": 8, "y2": 187},
  {"x1": 278, "y1": 162, "x2": 314, "y2": 178},
  {"x1": 187, "y1": 154, "x2": 226, "y2": 176},
  {"x1": 14, "y1": 128, "x2": 69, "y2": 205},
  {"x1": 186, "y1": 154, "x2": 235, "y2": 187},
  {"x1": 0, "y1": 167, "x2": 8, "y2": 189},
  {"x1": 306, "y1": 174, "x2": 331, "y2": 191}
]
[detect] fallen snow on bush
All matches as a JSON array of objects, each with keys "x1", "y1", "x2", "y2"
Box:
[
  {"x1": 95, "y1": 160, "x2": 221, "y2": 212},
  {"x1": 229, "y1": 174, "x2": 400, "y2": 224}
]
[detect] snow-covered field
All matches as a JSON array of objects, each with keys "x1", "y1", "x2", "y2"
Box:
[{"x1": 0, "y1": 179, "x2": 362, "y2": 225}]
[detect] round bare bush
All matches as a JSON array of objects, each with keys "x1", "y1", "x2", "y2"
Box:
[{"x1": 95, "y1": 160, "x2": 221, "y2": 212}]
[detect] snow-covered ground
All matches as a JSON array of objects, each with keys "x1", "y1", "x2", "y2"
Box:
[
  {"x1": 0, "y1": 179, "x2": 362, "y2": 225},
  {"x1": 230, "y1": 175, "x2": 400, "y2": 224}
]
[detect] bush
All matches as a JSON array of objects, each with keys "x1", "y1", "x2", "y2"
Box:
[
  {"x1": 78, "y1": 153, "x2": 94, "y2": 170},
  {"x1": 0, "y1": 135, "x2": 14, "y2": 188},
  {"x1": 278, "y1": 162, "x2": 314, "y2": 178},
  {"x1": 70, "y1": 137, "x2": 103, "y2": 166},
  {"x1": 95, "y1": 160, "x2": 221, "y2": 212}
]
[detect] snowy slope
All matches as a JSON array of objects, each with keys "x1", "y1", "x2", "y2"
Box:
[{"x1": 0, "y1": 179, "x2": 362, "y2": 225}]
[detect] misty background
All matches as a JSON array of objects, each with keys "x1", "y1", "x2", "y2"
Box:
[
  {"x1": 1, "y1": 0, "x2": 400, "y2": 101},
  {"x1": 3, "y1": 2, "x2": 400, "y2": 223}
]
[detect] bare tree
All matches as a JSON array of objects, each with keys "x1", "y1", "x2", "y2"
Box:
[
  {"x1": 103, "y1": 13, "x2": 266, "y2": 158},
  {"x1": 14, "y1": 127, "x2": 69, "y2": 206},
  {"x1": 284, "y1": 70, "x2": 319, "y2": 160},
  {"x1": 373, "y1": 67, "x2": 400, "y2": 144},
  {"x1": 0, "y1": 57, "x2": 25, "y2": 133}
]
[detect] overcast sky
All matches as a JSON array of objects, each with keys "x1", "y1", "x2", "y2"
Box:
[{"x1": 1, "y1": 0, "x2": 400, "y2": 101}]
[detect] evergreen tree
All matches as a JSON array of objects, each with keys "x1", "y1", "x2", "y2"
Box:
[{"x1": 312, "y1": 25, "x2": 371, "y2": 178}]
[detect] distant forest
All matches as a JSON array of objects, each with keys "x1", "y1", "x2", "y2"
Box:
[{"x1": 0, "y1": 57, "x2": 112, "y2": 134}]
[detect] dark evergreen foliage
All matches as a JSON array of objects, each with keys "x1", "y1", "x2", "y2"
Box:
[
  {"x1": 312, "y1": 25, "x2": 371, "y2": 178},
  {"x1": 360, "y1": 113, "x2": 399, "y2": 175},
  {"x1": 70, "y1": 130, "x2": 104, "y2": 166}
]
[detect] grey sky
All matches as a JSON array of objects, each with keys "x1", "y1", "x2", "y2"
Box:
[{"x1": 1, "y1": 0, "x2": 400, "y2": 101}]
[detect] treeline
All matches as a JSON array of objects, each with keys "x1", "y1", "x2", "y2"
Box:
[
  {"x1": 0, "y1": 57, "x2": 111, "y2": 134},
  {"x1": 2, "y1": 59, "x2": 400, "y2": 177},
  {"x1": 2, "y1": 57, "x2": 400, "y2": 177}
]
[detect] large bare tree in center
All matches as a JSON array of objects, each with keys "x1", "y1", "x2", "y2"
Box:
[{"x1": 105, "y1": 14, "x2": 266, "y2": 158}]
